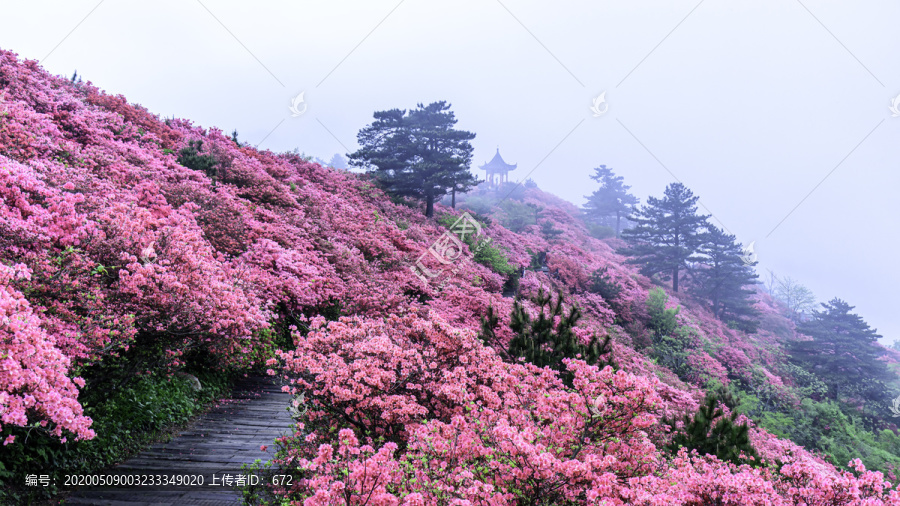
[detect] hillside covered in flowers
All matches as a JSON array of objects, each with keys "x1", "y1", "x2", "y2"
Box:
[{"x1": 2, "y1": 49, "x2": 900, "y2": 504}]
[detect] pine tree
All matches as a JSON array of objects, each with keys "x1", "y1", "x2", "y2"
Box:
[
  {"x1": 692, "y1": 226, "x2": 760, "y2": 332},
  {"x1": 540, "y1": 220, "x2": 563, "y2": 242},
  {"x1": 668, "y1": 392, "x2": 760, "y2": 466},
  {"x1": 177, "y1": 140, "x2": 218, "y2": 179},
  {"x1": 479, "y1": 289, "x2": 614, "y2": 386},
  {"x1": 588, "y1": 267, "x2": 622, "y2": 303},
  {"x1": 328, "y1": 153, "x2": 349, "y2": 170},
  {"x1": 583, "y1": 165, "x2": 638, "y2": 237},
  {"x1": 790, "y1": 299, "x2": 892, "y2": 407},
  {"x1": 619, "y1": 182, "x2": 709, "y2": 293},
  {"x1": 349, "y1": 102, "x2": 478, "y2": 217}
]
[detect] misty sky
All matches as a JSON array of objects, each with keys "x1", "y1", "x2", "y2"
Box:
[{"x1": 3, "y1": 0, "x2": 899, "y2": 343}]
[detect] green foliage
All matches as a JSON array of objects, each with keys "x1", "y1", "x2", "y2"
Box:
[
  {"x1": 654, "y1": 325, "x2": 695, "y2": 379},
  {"x1": 737, "y1": 393, "x2": 900, "y2": 475},
  {"x1": 644, "y1": 288, "x2": 695, "y2": 379},
  {"x1": 668, "y1": 392, "x2": 760, "y2": 466},
  {"x1": 781, "y1": 362, "x2": 829, "y2": 399},
  {"x1": 539, "y1": 220, "x2": 563, "y2": 242},
  {"x1": 348, "y1": 101, "x2": 478, "y2": 217},
  {"x1": 646, "y1": 287, "x2": 679, "y2": 340},
  {"x1": 177, "y1": 139, "x2": 218, "y2": 179},
  {"x1": 498, "y1": 200, "x2": 536, "y2": 233},
  {"x1": 587, "y1": 223, "x2": 615, "y2": 239},
  {"x1": 480, "y1": 289, "x2": 615, "y2": 387},
  {"x1": 0, "y1": 371, "x2": 232, "y2": 503},
  {"x1": 619, "y1": 182, "x2": 709, "y2": 293},
  {"x1": 473, "y1": 237, "x2": 517, "y2": 278},
  {"x1": 436, "y1": 214, "x2": 517, "y2": 278},
  {"x1": 587, "y1": 267, "x2": 622, "y2": 304},
  {"x1": 583, "y1": 165, "x2": 638, "y2": 237}
]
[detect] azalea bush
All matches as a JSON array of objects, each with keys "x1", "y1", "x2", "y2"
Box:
[{"x1": 266, "y1": 312, "x2": 663, "y2": 503}]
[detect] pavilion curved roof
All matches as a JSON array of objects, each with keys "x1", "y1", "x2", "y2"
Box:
[{"x1": 479, "y1": 148, "x2": 517, "y2": 172}]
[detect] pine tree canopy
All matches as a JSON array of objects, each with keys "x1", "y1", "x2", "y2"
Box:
[
  {"x1": 790, "y1": 298, "x2": 892, "y2": 406},
  {"x1": 619, "y1": 182, "x2": 709, "y2": 292},
  {"x1": 583, "y1": 165, "x2": 638, "y2": 237},
  {"x1": 691, "y1": 225, "x2": 760, "y2": 332},
  {"x1": 478, "y1": 288, "x2": 614, "y2": 387},
  {"x1": 348, "y1": 101, "x2": 478, "y2": 217},
  {"x1": 669, "y1": 392, "x2": 760, "y2": 466}
]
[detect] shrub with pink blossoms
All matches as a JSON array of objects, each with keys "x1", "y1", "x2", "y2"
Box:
[
  {"x1": 270, "y1": 312, "x2": 664, "y2": 503},
  {"x1": 0, "y1": 263, "x2": 93, "y2": 440}
]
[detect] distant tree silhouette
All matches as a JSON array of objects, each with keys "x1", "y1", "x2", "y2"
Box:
[
  {"x1": 692, "y1": 225, "x2": 760, "y2": 332},
  {"x1": 619, "y1": 182, "x2": 709, "y2": 293},
  {"x1": 773, "y1": 276, "x2": 817, "y2": 322},
  {"x1": 349, "y1": 101, "x2": 478, "y2": 217},
  {"x1": 583, "y1": 165, "x2": 638, "y2": 237},
  {"x1": 790, "y1": 298, "x2": 892, "y2": 407},
  {"x1": 329, "y1": 153, "x2": 349, "y2": 170},
  {"x1": 540, "y1": 220, "x2": 563, "y2": 242}
]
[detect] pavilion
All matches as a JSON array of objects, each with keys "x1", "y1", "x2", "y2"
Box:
[{"x1": 479, "y1": 148, "x2": 517, "y2": 189}]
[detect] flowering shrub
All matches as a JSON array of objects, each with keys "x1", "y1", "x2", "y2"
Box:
[
  {"x1": 0, "y1": 263, "x2": 93, "y2": 440},
  {"x1": 269, "y1": 312, "x2": 662, "y2": 503}
]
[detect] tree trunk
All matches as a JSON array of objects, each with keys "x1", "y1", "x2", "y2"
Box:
[
  {"x1": 615, "y1": 211, "x2": 621, "y2": 238},
  {"x1": 451, "y1": 187, "x2": 456, "y2": 208},
  {"x1": 673, "y1": 232, "x2": 680, "y2": 292},
  {"x1": 425, "y1": 193, "x2": 434, "y2": 218}
]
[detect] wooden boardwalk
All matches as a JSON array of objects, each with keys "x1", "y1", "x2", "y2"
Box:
[{"x1": 65, "y1": 376, "x2": 293, "y2": 506}]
